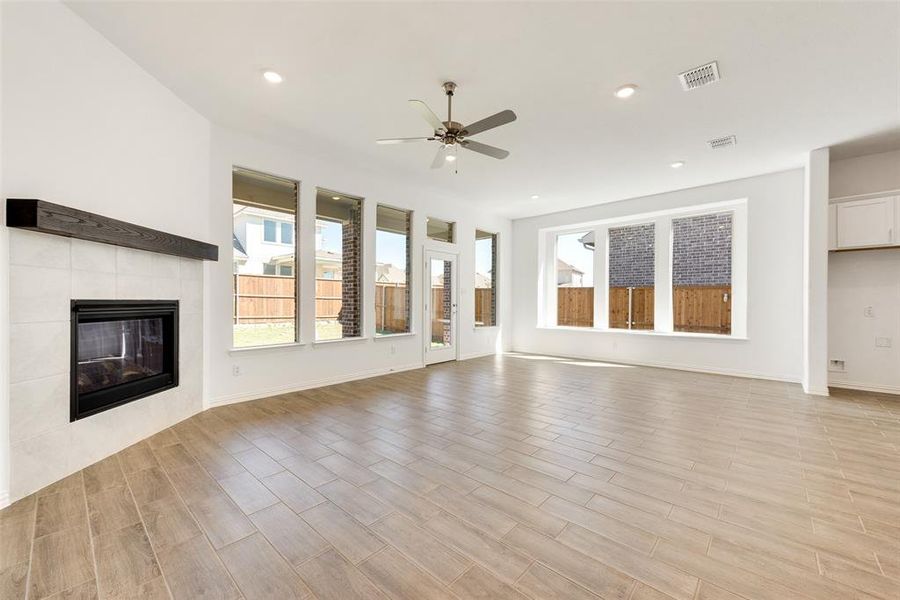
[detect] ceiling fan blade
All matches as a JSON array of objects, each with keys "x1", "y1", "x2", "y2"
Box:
[
  {"x1": 409, "y1": 100, "x2": 445, "y2": 132},
  {"x1": 376, "y1": 137, "x2": 435, "y2": 144},
  {"x1": 430, "y1": 145, "x2": 448, "y2": 169},
  {"x1": 460, "y1": 139, "x2": 509, "y2": 160},
  {"x1": 460, "y1": 109, "x2": 517, "y2": 137}
]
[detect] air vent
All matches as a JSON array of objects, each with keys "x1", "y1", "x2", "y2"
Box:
[
  {"x1": 707, "y1": 135, "x2": 736, "y2": 149},
  {"x1": 678, "y1": 61, "x2": 720, "y2": 90}
]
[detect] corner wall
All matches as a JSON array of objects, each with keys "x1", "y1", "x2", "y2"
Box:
[
  {"x1": 1, "y1": 1, "x2": 211, "y2": 502},
  {"x1": 511, "y1": 169, "x2": 805, "y2": 382}
]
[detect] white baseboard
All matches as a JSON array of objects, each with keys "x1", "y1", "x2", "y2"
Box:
[
  {"x1": 459, "y1": 351, "x2": 500, "y2": 361},
  {"x1": 829, "y1": 381, "x2": 900, "y2": 395},
  {"x1": 0, "y1": 490, "x2": 9, "y2": 510},
  {"x1": 208, "y1": 362, "x2": 425, "y2": 407},
  {"x1": 507, "y1": 347, "x2": 800, "y2": 384},
  {"x1": 802, "y1": 385, "x2": 830, "y2": 397}
]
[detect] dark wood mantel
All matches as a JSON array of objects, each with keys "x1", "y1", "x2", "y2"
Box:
[{"x1": 6, "y1": 199, "x2": 218, "y2": 261}]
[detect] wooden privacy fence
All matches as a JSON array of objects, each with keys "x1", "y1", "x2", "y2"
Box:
[
  {"x1": 233, "y1": 274, "x2": 295, "y2": 323},
  {"x1": 672, "y1": 285, "x2": 732, "y2": 334},
  {"x1": 557, "y1": 285, "x2": 731, "y2": 333},
  {"x1": 609, "y1": 287, "x2": 655, "y2": 330},
  {"x1": 557, "y1": 287, "x2": 594, "y2": 327},
  {"x1": 233, "y1": 274, "x2": 495, "y2": 331}
]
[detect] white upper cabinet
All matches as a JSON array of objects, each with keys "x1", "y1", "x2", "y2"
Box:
[{"x1": 832, "y1": 195, "x2": 898, "y2": 250}]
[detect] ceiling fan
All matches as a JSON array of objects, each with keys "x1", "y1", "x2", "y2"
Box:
[{"x1": 377, "y1": 82, "x2": 517, "y2": 169}]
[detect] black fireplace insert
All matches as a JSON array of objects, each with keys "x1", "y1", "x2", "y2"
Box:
[{"x1": 70, "y1": 300, "x2": 178, "y2": 421}]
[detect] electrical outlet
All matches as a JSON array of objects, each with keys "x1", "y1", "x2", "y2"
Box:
[
  {"x1": 232, "y1": 365, "x2": 241, "y2": 376},
  {"x1": 828, "y1": 359, "x2": 845, "y2": 373},
  {"x1": 875, "y1": 337, "x2": 892, "y2": 348},
  {"x1": 863, "y1": 306, "x2": 875, "y2": 318}
]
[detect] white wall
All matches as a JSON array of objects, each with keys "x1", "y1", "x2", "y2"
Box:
[
  {"x1": 830, "y1": 149, "x2": 900, "y2": 198},
  {"x1": 1, "y1": 1, "x2": 211, "y2": 502},
  {"x1": 828, "y1": 150, "x2": 900, "y2": 393},
  {"x1": 802, "y1": 148, "x2": 830, "y2": 395},
  {"x1": 0, "y1": 0, "x2": 8, "y2": 507},
  {"x1": 511, "y1": 169, "x2": 805, "y2": 382},
  {"x1": 207, "y1": 127, "x2": 511, "y2": 406}
]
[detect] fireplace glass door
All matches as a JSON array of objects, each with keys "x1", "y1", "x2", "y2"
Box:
[{"x1": 71, "y1": 301, "x2": 178, "y2": 421}]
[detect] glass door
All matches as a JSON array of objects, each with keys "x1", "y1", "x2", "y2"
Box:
[{"x1": 425, "y1": 251, "x2": 458, "y2": 365}]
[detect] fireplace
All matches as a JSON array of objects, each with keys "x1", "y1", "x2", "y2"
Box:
[{"x1": 71, "y1": 300, "x2": 179, "y2": 421}]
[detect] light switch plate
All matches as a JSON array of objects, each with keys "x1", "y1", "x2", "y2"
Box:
[{"x1": 875, "y1": 337, "x2": 892, "y2": 348}]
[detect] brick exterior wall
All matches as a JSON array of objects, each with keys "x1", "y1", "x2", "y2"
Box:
[
  {"x1": 442, "y1": 260, "x2": 452, "y2": 344},
  {"x1": 609, "y1": 223, "x2": 655, "y2": 287},
  {"x1": 489, "y1": 234, "x2": 497, "y2": 326},
  {"x1": 672, "y1": 213, "x2": 732, "y2": 286},
  {"x1": 338, "y1": 202, "x2": 362, "y2": 337},
  {"x1": 403, "y1": 212, "x2": 411, "y2": 330}
]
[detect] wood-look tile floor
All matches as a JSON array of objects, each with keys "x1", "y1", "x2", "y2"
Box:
[{"x1": 2, "y1": 353, "x2": 899, "y2": 600}]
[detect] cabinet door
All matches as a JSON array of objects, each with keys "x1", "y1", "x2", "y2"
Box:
[{"x1": 835, "y1": 197, "x2": 894, "y2": 248}]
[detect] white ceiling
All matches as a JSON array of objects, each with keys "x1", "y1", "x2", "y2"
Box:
[{"x1": 67, "y1": 1, "x2": 899, "y2": 219}]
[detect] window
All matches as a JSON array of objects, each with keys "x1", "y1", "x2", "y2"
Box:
[
  {"x1": 375, "y1": 205, "x2": 411, "y2": 335},
  {"x1": 608, "y1": 223, "x2": 655, "y2": 330},
  {"x1": 263, "y1": 219, "x2": 277, "y2": 242},
  {"x1": 316, "y1": 190, "x2": 363, "y2": 341},
  {"x1": 672, "y1": 213, "x2": 732, "y2": 334},
  {"x1": 281, "y1": 222, "x2": 294, "y2": 245},
  {"x1": 556, "y1": 231, "x2": 594, "y2": 327},
  {"x1": 475, "y1": 230, "x2": 497, "y2": 327},
  {"x1": 426, "y1": 217, "x2": 454, "y2": 243},
  {"x1": 232, "y1": 167, "x2": 298, "y2": 348}
]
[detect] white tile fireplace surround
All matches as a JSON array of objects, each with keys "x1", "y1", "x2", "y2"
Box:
[{"x1": 8, "y1": 230, "x2": 204, "y2": 502}]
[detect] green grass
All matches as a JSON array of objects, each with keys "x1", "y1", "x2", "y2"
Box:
[{"x1": 233, "y1": 323, "x2": 296, "y2": 348}]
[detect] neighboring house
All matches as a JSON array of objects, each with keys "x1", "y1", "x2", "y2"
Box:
[
  {"x1": 234, "y1": 206, "x2": 343, "y2": 278},
  {"x1": 557, "y1": 259, "x2": 584, "y2": 287},
  {"x1": 432, "y1": 271, "x2": 492, "y2": 287},
  {"x1": 474, "y1": 272, "x2": 492, "y2": 289},
  {"x1": 233, "y1": 205, "x2": 296, "y2": 276},
  {"x1": 375, "y1": 263, "x2": 406, "y2": 285}
]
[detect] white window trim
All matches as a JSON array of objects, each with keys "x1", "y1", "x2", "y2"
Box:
[
  {"x1": 474, "y1": 229, "x2": 499, "y2": 328},
  {"x1": 538, "y1": 198, "x2": 748, "y2": 339}
]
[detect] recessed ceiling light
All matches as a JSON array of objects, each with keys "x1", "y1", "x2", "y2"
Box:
[
  {"x1": 670, "y1": 161, "x2": 685, "y2": 169},
  {"x1": 531, "y1": 195, "x2": 540, "y2": 200},
  {"x1": 445, "y1": 155, "x2": 457, "y2": 162},
  {"x1": 262, "y1": 70, "x2": 283, "y2": 84},
  {"x1": 614, "y1": 84, "x2": 637, "y2": 99},
  {"x1": 331, "y1": 196, "x2": 341, "y2": 200}
]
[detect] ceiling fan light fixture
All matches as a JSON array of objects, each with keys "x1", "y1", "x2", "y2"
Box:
[
  {"x1": 445, "y1": 155, "x2": 457, "y2": 162},
  {"x1": 262, "y1": 70, "x2": 283, "y2": 84},
  {"x1": 614, "y1": 84, "x2": 637, "y2": 99}
]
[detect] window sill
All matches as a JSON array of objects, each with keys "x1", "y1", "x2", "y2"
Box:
[
  {"x1": 229, "y1": 341, "x2": 306, "y2": 354},
  {"x1": 537, "y1": 326, "x2": 747, "y2": 341},
  {"x1": 313, "y1": 336, "x2": 370, "y2": 346},
  {"x1": 374, "y1": 332, "x2": 416, "y2": 340}
]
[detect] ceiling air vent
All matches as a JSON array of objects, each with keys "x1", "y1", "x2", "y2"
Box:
[
  {"x1": 707, "y1": 135, "x2": 736, "y2": 149},
  {"x1": 678, "y1": 61, "x2": 720, "y2": 90}
]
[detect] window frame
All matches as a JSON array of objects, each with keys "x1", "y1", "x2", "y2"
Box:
[
  {"x1": 474, "y1": 229, "x2": 499, "y2": 328},
  {"x1": 314, "y1": 188, "x2": 365, "y2": 342},
  {"x1": 538, "y1": 198, "x2": 748, "y2": 339},
  {"x1": 232, "y1": 165, "x2": 300, "y2": 349},
  {"x1": 375, "y1": 203, "x2": 413, "y2": 337}
]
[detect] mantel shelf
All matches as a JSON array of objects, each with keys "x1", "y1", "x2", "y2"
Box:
[{"x1": 6, "y1": 198, "x2": 218, "y2": 261}]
